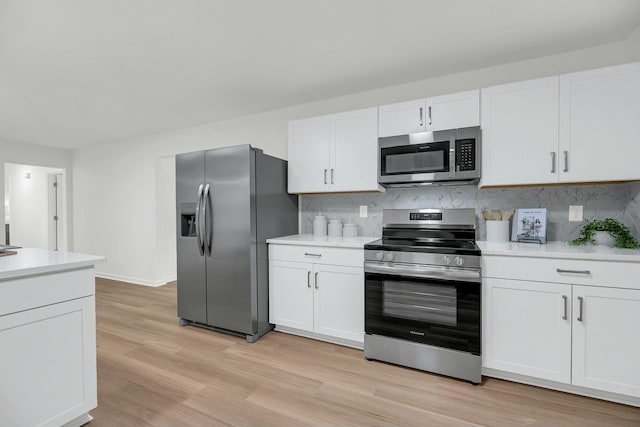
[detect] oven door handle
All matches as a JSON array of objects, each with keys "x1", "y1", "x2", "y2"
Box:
[{"x1": 365, "y1": 262, "x2": 481, "y2": 283}]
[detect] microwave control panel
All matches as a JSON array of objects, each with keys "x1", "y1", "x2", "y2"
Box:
[{"x1": 455, "y1": 139, "x2": 476, "y2": 172}]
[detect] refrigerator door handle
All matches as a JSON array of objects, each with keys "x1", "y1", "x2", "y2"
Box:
[
  {"x1": 195, "y1": 184, "x2": 204, "y2": 256},
  {"x1": 203, "y1": 183, "x2": 212, "y2": 256}
]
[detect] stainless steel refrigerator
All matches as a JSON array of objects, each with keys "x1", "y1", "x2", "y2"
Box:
[{"x1": 176, "y1": 145, "x2": 298, "y2": 342}]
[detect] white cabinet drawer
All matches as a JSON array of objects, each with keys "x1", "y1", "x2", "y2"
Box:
[
  {"x1": 269, "y1": 244, "x2": 363, "y2": 268},
  {"x1": 483, "y1": 256, "x2": 640, "y2": 290}
]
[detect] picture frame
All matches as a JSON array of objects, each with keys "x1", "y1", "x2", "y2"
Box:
[{"x1": 511, "y1": 208, "x2": 548, "y2": 244}]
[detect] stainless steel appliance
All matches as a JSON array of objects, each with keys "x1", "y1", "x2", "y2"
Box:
[
  {"x1": 176, "y1": 145, "x2": 298, "y2": 342},
  {"x1": 378, "y1": 127, "x2": 481, "y2": 187},
  {"x1": 364, "y1": 208, "x2": 481, "y2": 383}
]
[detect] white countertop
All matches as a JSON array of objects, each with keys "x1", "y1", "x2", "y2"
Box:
[
  {"x1": 267, "y1": 234, "x2": 379, "y2": 249},
  {"x1": 478, "y1": 241, "x2": 640, "y2": 262},
  {"x1": 0, "y1": 248, "x2": 106, "y2": 280}
]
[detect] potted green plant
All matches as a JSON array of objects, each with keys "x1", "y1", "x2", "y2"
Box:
[{"x1": 570, "y1": 218, "x2": 640, "y2": 249}]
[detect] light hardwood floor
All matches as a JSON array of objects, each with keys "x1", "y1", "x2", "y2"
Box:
[{"x1": 91, "y1": 278, "x2": 640, "y2": 426}]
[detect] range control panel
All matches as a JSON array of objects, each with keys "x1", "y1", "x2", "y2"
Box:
[{"x1": 409, "y1": 212, "x2": 443, "y2": 221}]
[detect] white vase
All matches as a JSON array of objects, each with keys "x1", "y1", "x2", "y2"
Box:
[{"x1": 593, "y1": 231, "x2": 615, "y2": 246}]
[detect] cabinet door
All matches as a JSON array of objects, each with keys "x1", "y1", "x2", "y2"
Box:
[
  {"x1": 572, "y1": 285, "x2": 640, "y2": 398},
  {"x1": 483, "y1": 278, "x2": 572, "y2": 383},
  {"x1": 269, "y1": 260, "x2": 314, "y2": 332},
  {"x1": 288, "y1": 116, "x2": 331, "y2": 193},
  {"x1": 331, "y1": 107, "x2": 380, "y2": 193},
  {"x1": 313, "y1": 264, "x2": 364, "y2": 343},
  {"x1": 480, "y1": 77, "x2": 559, "y2": 187},
  {"x1": 0, "y1": 297, "x2": 96, "y2": 427},
  {"x1": 378, "y1": 99, "x2": 426, "y2": 137},
  {"x1": 427, "y1": 89, "x2": 480, "y2": 132},
  {"x1": 559, "y1": 62, "x2": 640, "y2": 183}
]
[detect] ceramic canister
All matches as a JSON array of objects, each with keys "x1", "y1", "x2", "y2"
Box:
[
  {"x1": 328, "y1": 219, "x2": 343, "y2": 237},
  {"x1": 313, "y1": 213, "x2": 328, "y2": 236},
  {"x1": 343, "y1": 222, "x2": 358, "y2": 237}
]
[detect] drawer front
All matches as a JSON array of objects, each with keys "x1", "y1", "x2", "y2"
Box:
[
  {"x1": 269, "y1": 244, "x2": 364, "y2": 268},
  {"x1": 483, "y1": 256, "x2": 640, "y2": 290}
]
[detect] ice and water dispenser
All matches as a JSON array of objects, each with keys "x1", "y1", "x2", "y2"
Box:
[{"x1": 180, "y1": 202, "x2": 197, "y2": 237}]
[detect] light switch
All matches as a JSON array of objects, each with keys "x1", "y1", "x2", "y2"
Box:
[
  {"x1": 359, "y1": 205, "x2": 368, "y2": 218},
  {"x1": 569, "y1": 205, "x2": 583, "y2": 222}
]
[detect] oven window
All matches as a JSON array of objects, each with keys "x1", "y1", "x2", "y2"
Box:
[
  {"x1": 385, "y1": 151, "x2": 444, "y2": 174},
  {"x1": 383, "y1": 281, "x2": 457, "y2": 326}
]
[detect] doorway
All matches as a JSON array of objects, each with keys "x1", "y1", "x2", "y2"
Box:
[{"x1": 4, "y1": 163, "x2": 67, "y2": 250}]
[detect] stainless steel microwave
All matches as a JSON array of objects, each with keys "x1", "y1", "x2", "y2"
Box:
[{"x1": 378, "y1": 126, "x2": 481, "y2": 187}]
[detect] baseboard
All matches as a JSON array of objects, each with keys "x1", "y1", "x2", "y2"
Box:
[
  {"x1": 95, "y1": 272, "x2": 174, "y2": 287},
  {"x1": 482, "y1": 367, "x2": 640, "y2": 407},
  {"x1": 61, "y1": 413, "x2": 93, "y2": 427},
  {"x1": 274, "y1": 325, "x2": 363, "y2": 350}
]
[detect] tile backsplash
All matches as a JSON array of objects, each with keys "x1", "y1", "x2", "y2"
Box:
[{"x1": 301, "y1": 183, "x2": 638, "y2": 241}]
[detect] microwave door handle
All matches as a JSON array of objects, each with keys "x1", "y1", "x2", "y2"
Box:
[{"x1": 449, "y1": 145, "x2": 456, "y2": 178}]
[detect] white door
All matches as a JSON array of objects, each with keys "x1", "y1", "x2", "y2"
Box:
[
  {"x1": 313, "y1": 264, "x2": 364, "y2": 343},
  {"x1": 269, "y1": 260, "x2": 314, "y2": 332},
  {"x1": 0, "y1": 297, "x2": 96, "y2": 427},
  {"x1": 559, "y1": 62, "x2": 640, "y2": 183},
  {"x1": 287, "y1": 116, "x2": 331, "y2": 193},
  {"x1": 47, "y1": 174, "x2": 63, "y2": 251},
  {"x1": 483, "y1": 278, "x2": 572, "y2": 383},
  {"x1": 330, "y1": 107, "x2": 380, "y2": 193},
  {"x1": 378, "y1": 99, "x2": 426, "y2": 137},
  {"x1": 572, "y1": 285, "x2": 640, "y2": 398},
  {"x1": 480, "y1": 77, "x2": 560, "y2": 187},
  {"x1": 427, "y1": 89, "x2": 480, "y2": 132}
]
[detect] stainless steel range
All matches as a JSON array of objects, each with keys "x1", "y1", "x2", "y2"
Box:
[{"x1": 364, "y1": 208, "x2": 481, "y2": 384}]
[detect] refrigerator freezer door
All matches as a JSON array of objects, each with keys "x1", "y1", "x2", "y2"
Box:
[
  {"x1": 176, "y1": 151, "x2": 207, "y2": 324},
  {"x1": 205, "y1": 145, "x2": 257, "y2": 334}
]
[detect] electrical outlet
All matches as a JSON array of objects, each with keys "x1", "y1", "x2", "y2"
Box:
[
  {"x1": 359, "y1": 205, "x2": 368, "y2": 218},
  {"x1": 569, "y1": 205, "x2": 583, "y2": 222}
]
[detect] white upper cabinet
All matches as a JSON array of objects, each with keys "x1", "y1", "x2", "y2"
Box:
[
  {"x1": 288, "y1": 115, "x2": 332, "y2": 193},
  {"x1": 378, "y1": 99, "x2": 426, "y2": 137},
  {"x1": 288, "y1": 107, "x2": 381, "y2": 194},
  {"x1": 331, "y1": 108, "x2": 379, "y2": 192},
  {"x1": 428, "y1": 90, "x2": 480, "y2": 131},
  {"x1": 480, "y1": 77, "x2": 560, "y2": 187},
  {"x1": 559, "y1": 62, "x2": 640, "y2": 183},
  {"x1": 378, "y1": 90, "x2": 480, "y2": 137}
]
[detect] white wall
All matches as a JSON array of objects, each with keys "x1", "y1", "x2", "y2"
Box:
[
  {"x1": 4, "y1": 163, "x2": 65, "y2": 249},
  {"x1": 72, "y1": 34, "x2": 640, "y2": 286},
  {"x1": 0, "y1": 139, "x2": 73, "y2": 248}
]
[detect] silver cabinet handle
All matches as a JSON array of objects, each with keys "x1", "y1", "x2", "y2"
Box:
[
  {"x1": 195, "y1": 184, "x2": 204, "y2": 256},
  {"x1": 577, "y1": 296, "x2": 584, "y2": 321},
  {"x1": 307, "y1": 271, "x2": 311, "y2": 288},
  {"x1": 428, "y1": 106, "x2": 432, "y2": 125},
  {"x1": 314, "y1": 272, "x2": 319, "y2": 289},
  {"x1": 551, "y1": 152, "x2": 556, "y2": 173},
  {"x1": 330, "y1": 168, "x2": 334, "y2": 184},
  {"x1": 562, "y1": 295, "x2": 568, "y2": 320},
  {"x1": 304, "y1": 252, "x2": 322, "y2": 257},
  {"x1": 419, "y1": 107, "x2": 423, "y2": 126},
  {"x1": 203, "y1": 183, "x2": 212, "y2": 256},
  {"x1": 556, "y1": 268, "x2": 591, "y2": 275},
  {"x1": 324, "y1": 169, "x2": 327, "y2": 185},
  {"x1": 563, "y1": 150, "x2": 569, "y2": 172}
]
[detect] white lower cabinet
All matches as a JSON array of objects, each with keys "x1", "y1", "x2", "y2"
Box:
[
  {"x1": 483, "y1": 255, "x2": 640, "y2": 404},
  {"x1": 572, "y1": 285, "x2": 640, "y2": 398},
  {"x1": 269, "y1": 244, "x2": 365, "y2": 347},
  {"x1": 483, "y1": 278, "x2": 572, "y2": 383}
]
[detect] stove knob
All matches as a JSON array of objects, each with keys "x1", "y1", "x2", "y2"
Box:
[
  {"x1": 455, "y1": 256, "x2": 465, "y2": 266},
  {"x1": 442, "y1": 255, "x2": 451, "y2": 265},
  {"x1": 376, "y1": 252, "x2": 384, "y2": 261},
  {"x1": 384, "y1": 252, "x2": 394, "y2": 262}
]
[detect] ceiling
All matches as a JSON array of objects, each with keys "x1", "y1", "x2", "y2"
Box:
[{"x1": 1, "y1": 0, "x2": 639, "y2": 149}]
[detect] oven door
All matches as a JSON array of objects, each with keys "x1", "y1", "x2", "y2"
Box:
[
  {"x1": 378, "y1": 131, "x2": 454, "y2": 185},
  {"x1": 365, "y1": 261, "x2": 480, "y2": 355}
]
